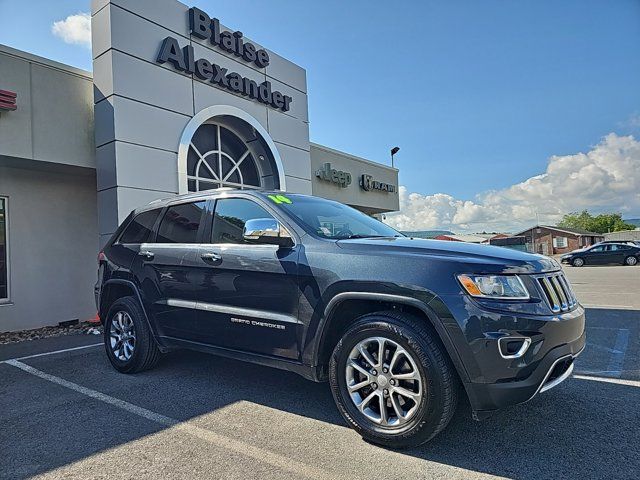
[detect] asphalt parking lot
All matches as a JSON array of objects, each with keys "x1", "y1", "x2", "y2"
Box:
[{"x1": 1, "y1": 265, "x2": 639, "y2": 479}]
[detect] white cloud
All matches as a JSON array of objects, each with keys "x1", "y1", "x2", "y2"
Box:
[
  {"x1": 385, "y1": 133, "x2": 640, "y2": 233},
  {"x1": 52, "y1": 13, "x2": 91, "y2": 48}
]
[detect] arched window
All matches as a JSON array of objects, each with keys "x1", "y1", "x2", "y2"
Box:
[
  {"x1": 187, "y1": 123, "x2": 261, "y2": 191},
  {"x1": 179, "y1": 106, "x2": 285, "y2": 193}
]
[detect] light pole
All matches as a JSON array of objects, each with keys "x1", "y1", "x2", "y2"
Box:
[{"x1": 390, "y1": 146, "x2": 400, "y2": 168}]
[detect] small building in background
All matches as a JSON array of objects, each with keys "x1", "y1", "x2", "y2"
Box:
[
  {"x1": 434, "y1": 233, "x2": 489, "y2": 244},
  {"x1": 489, "y1": 235, "x2": 527, "y2": 252},
  {"x1": 603, "y1": 229, "x2": 640, "y2": 242},
  {"x1": 515, "y1": 226, "x2": 603, "y2": 256}
]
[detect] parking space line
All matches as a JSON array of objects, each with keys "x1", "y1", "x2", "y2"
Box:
[
  {"x1": 4, "y1": 359, "x2": 336, "y2": 480},
  {"x1": 581, "y1": 304, "x2": 635, "y2": 309},
  {"x1": 607, "y1": 329, "x2": 630, "y2": 378},
  {"x1": 574, "y1": 374, "x2": 640, "y2": 388},
  {"x1": 0, "y1": 343, "x2": 103, "y2": 363}
]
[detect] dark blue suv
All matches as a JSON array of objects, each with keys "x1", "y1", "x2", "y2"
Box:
[{"x1": 96, "y1": 189, "x2": 585, "y2": 448}]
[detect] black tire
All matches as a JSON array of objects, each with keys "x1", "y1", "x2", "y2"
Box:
[
  {"x1": 624, "y1": 256, "x2": 638, "y2": 266},
  {"x1": 572, "y1": 257, "x2": 585, "y2": 267},
  {"x1": 329, "y1": 311, "x2": 458, "y2": 449},
  {"x1": 104, "y1": 296, "x2": 161, "y2": 373}
]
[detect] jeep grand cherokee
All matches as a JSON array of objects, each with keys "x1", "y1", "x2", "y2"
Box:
[{"x1": 95, "y1": 190, "x2": 585, "y2": 448}]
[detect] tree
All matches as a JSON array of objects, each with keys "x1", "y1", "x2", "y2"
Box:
[{"x1": 557, "y1": 210, "x2": 635, "y2": 234}]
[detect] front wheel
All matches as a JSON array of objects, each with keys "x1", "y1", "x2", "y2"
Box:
[
  {"x1": 329, "y1": 311, "x2": 458, "y2": 449},
  {"x1": 572, "y1": 257, "x2": 585, "y2": 267},
  {"x1": 625, "y1": 256, "x2": 638, "y2": 266}
]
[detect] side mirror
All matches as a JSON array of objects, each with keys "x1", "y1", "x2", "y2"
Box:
[{"x1": 243, "y1": 218, "x2": 294, "y2": 247}]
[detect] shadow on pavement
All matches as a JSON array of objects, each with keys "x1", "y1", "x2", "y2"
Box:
[{"x1": 1, "y1": 307, "x2": 638, "y2": 479}]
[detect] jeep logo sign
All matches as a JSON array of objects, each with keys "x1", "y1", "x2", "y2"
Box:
[{"x1": 315, "y1": 163, "x2": 352, "y2": 188}]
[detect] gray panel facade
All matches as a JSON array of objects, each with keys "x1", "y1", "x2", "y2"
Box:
[
  {"x1": 91, "y1": 0, "x2": 312, "y2": 239},
  {"x1": 310, "y1": 144, "x2": 399, "y2": 214}
]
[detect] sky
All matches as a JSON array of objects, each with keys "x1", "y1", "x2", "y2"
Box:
[{"x1": 1, "y1": 0, "x2": 639, "y2": 232}]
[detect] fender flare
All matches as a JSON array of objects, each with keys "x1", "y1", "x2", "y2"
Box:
[
  {"x1": 312, "y1": 292, "x2": 470, "y2": 384},
  {"x1": 100, "y1": 279, "x2": 161, "y2": 342}
]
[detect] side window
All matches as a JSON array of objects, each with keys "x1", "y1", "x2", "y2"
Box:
[
  {"x1": 590, "y1": 246, "x2": 604, "y2": 253},
  {"x1": 157, "y1": 201, "x2": 206, "y2": 243},
  {"x1": 211, "y1": 198, "x2": 275, "y2": 244},
  {"x1": 119, "y1": 208, "x2": 162, "y2": 244}
]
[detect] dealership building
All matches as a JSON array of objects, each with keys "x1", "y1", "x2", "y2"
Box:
[{"x1": 0, "y1": 0, "x2": 399, "y2": 332}]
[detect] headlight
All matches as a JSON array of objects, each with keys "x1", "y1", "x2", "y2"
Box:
[{"x1": 457, "y1": 274, "x2": 529, "y2": 300}]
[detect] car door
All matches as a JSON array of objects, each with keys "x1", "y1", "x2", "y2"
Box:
[
  {"x1": 585, "y1": 245, "x2": 607, "y2": 264},
  {"x1": 611, "y1": 244, "x2": 634, "y2": 264},
  {"x1": 131, "y1": 200, "x2": 207, "y2": 340},
  {"x1": 194, "y1": 196, "x2": 301, "y2": 360}
]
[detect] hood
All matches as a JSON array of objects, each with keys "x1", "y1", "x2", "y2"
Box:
[
  {"x1": 336, "y1": 237, "x2": 560, "y2": 274},
  {"x1": 562, "y1": 247, "x2": 588, "y2": 255}
]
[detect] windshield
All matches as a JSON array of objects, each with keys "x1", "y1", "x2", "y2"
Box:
[{"x1": 270, "y1": 194, "x2": 402, "y2": 240}]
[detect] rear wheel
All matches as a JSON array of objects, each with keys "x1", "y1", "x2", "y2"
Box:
[
  {"x1": 329, "y1": 311, "x2": 458, "y2": 449},
  {"x1": 625, "y1": 256, "x2": 638, "y2": 266},
  {"x1": 572, "y1": 257, "x2": 585, "y2": 267},
  {"x1": 104, "y1": 296, "x2": 161, "y2": 373}
]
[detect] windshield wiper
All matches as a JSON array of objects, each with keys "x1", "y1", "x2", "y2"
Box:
[{"x1": 341, "y1": 234, "x2": 388, "y2": 239}]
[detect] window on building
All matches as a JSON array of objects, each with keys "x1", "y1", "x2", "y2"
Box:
[
  {"x1": 211, "y1": 198, "x2": 275, "y2": 244},
  {"x1": 553, "y1": 236, "x2": 568, "y2": 248},
  {"x1": 156, "y1": 202, "x2": 206, "y2": 243},
  {"x1": 119, "y1": 208, "x2": 162, "y2": 244},
  {"x1": 0, "y1": 198, "x2": 7, "y2": 301}
]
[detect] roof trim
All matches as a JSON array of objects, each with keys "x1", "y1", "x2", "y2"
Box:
[
  {"x1": 0, "y1": 43, "x2": 92, "y2": 80},
  {"x1": 310, "y1": 142, "x2": 399, "y2": 172},
  {"x1": 514, "y1": 225, "x2": 602, "y2": 237}
]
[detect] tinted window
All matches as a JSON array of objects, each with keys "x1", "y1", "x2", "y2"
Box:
[
  {"x1": 119, "y1": 209, "x2": 161, "y2": 244},
  {"x1": 157, "y1": 202, "x2": 206, "y2": 243},
  {"x1": 609, "y1": 244, "x2": 630, "y2": 251},
  {"x1": 211, "y1": 198, "x2": 274, "y2": 244},
  {"x1": 0, "y1": 198, "x2": 7, "y2": 300},
  {"x1": 590, "y1": 246, "x2": 605, "y2": 253}
]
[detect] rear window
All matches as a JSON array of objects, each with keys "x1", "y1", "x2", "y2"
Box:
[
  {"x1": 119, "y1": 209, "x2": 161, "y2": 244},
  {"x1": 156, "y1": 201, "x2": 206, "y2": 243}
]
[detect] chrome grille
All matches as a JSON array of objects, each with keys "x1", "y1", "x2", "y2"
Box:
[{"x1": 537, "y1": 272, "x2": 577, "y2": 313}]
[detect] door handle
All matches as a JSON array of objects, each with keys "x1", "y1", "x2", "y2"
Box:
[
  {"x1": 138, "y1": 250, "x2": 155, "y2": 260},
  {"x1": 201, "y1": 252, "x2": 222, "y2": 262}
]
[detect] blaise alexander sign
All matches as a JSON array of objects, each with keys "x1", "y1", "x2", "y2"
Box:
[{"x1": 157, "y1": 7, "x2": 293, "y2": 112}]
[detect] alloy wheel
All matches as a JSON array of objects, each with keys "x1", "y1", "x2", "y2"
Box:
[
  {"x1": 109, "y1": 311, "x2": 136, "y2": 361},
  {"x1": 626, "y1": 256, "x2": 638, "y2": 266},
  {"x1": 345, "y1": 336, "x2": 424, "y2": 427}
]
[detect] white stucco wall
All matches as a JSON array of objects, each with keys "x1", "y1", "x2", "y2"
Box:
[{"x1": 0, "y1": 163, "x2": 99, "y2": 332}]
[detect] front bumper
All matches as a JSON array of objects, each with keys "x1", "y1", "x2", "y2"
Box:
[
  {"x1": 468, "y1": 335, "x2": 585, "y2": 417},
  {"x1": 433, "y1": 294, "x2": 586, "y2": 415}
]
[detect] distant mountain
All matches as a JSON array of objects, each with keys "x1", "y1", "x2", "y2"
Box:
[
  {"x1": 624, "y1": 218, "x2": 640, "y2": 228},
  {"x1": 401, "y1": 230, "x2": 454, "y2": 239}
]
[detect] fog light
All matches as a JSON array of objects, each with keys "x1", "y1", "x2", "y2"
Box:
[{"x1": 498, "y1": 336, "x2": 531, "y2": 359}]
